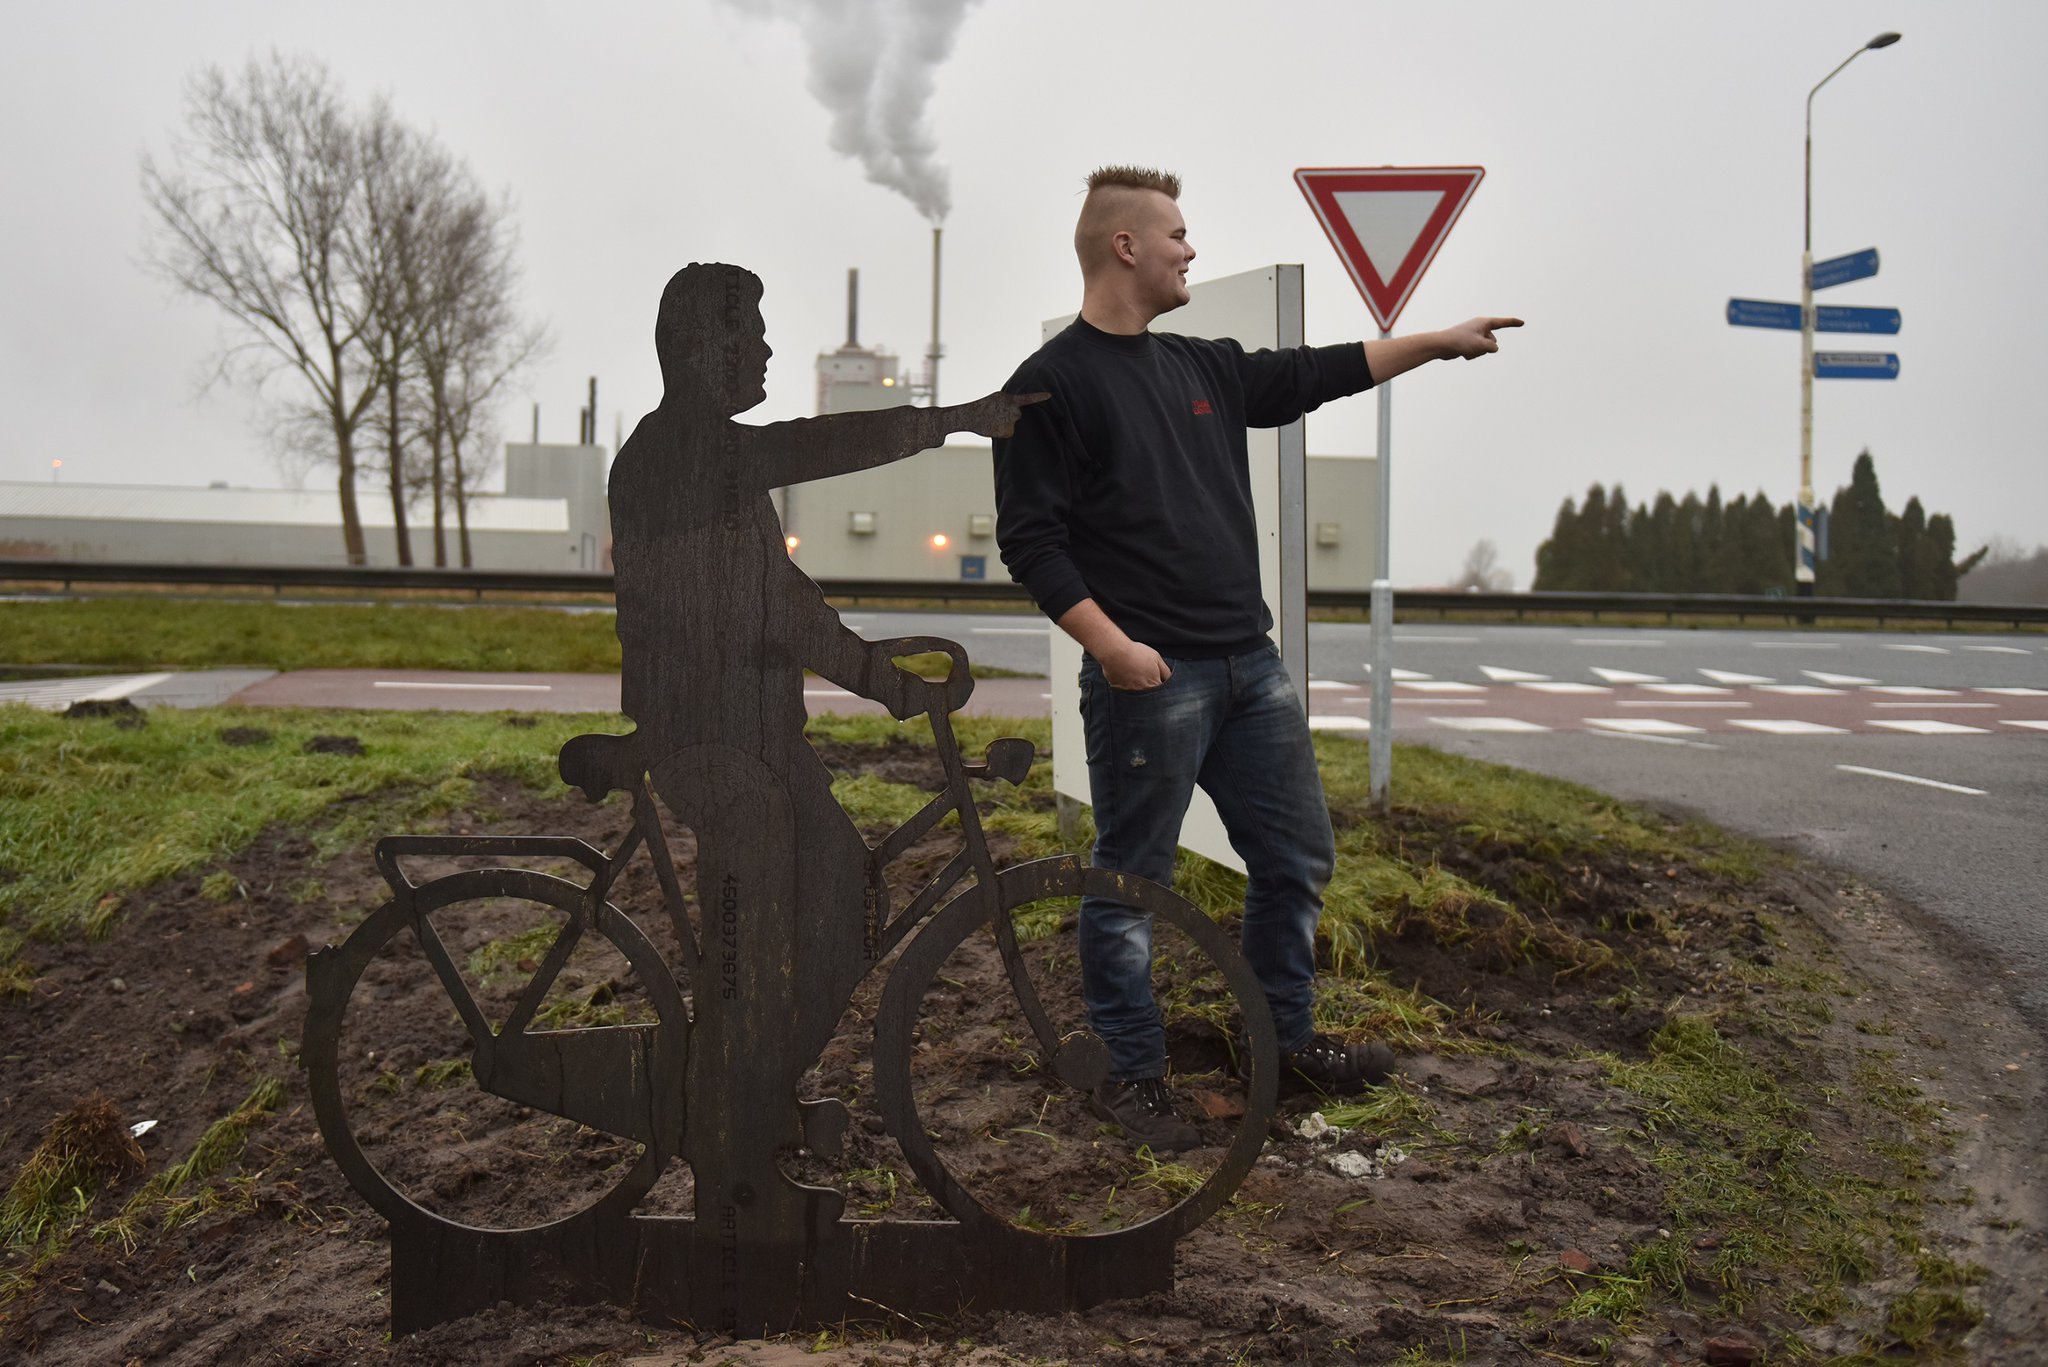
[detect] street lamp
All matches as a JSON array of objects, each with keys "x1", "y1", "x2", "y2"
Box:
[{"x1": 1798, "y1": 31, "x2": 1901, "y2": 596}]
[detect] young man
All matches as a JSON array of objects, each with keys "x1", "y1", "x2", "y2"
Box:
[{"x1": 992, "y1": 166, "x2": 1521, "y2": 1151}]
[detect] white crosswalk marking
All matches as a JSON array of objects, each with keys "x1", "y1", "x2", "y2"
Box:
[
  {"x1": 0, "y1": 672, "x2": 174, "y2": 712},
  {"x1": 1517, "y1": 681, "x2": 1610, "y2": 694},
  {"x1": 1864, "y1": 685, "x2": 1959, "y2": 697},
  {"x1": 1699, "y1": 669, "x2": 1775, "y2": 684},
  {"x1": 1966, "y1": 645, "x2": 2031, "y2": 654},
  {"x1": 2004, "y1": 720, "x2": 2048, "y2": 732},
  {"x1": 1883, "y1": 643, "x2": 1951, "y2": 654},
  {"x1": 1589, "y1": 667, "x2": 1665, "y2": 684},
  {"x1": 1479, "y1": 665, "x2": 1548, "y2": 682},
  {"x1": 1977, "y1": 687, "x2": 2048, "y2": 697},
  {"x1": 1731, "y1": 719, "x2": 1849, "y2": 735},
  {"x1": 1757, "y1": 684, "x2": 1844, "y2": 696},
  {"x1": 1307, "y1": 715, "x2": 1370, "y2": 731},
  {"x1": 1641, "y1": 683, "x2": 1732, "y2": 695},
  {"x1": 1307, "y1": 679, "x2": 1359, "y2": 691},
  {"x1": 1588, "y1": 717, "x2": 1704, "y2": 735},
  {"x1": 1803, "y1": 670, "x2": 1880, "y2": 685},
  {"x1": 1868, "y1": 719, "x2": 1990, "y2": 735},
  {"x1": 1429, "y1": 716, "x2": 1550, "y2": 732},
  {"x1": 1397, "y1": 680, "x2": 1486, "y2": 693}
]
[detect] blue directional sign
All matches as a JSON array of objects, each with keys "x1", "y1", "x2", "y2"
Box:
[
  {"x1": 1813, "y1": 247, "x2": 1880, "y2": 291},
  {"x1": 1727, "y1": 298, "x2": 1801, "y2": 330},
  {"x1": 1814, "y1": 351, "x2": 1900, "y2": 380},
  {"x1": 1816, "y1": 304, "x2": 1901, "y2": 335}
]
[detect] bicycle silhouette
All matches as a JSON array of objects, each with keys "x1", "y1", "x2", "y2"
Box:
[{"x1": 302, "y1": 264, "x2": 1279, "y2": 1336}]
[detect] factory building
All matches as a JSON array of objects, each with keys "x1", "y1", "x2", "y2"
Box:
[{"x1": 0, "y1": 442, "x2": 610, "y2": 571}]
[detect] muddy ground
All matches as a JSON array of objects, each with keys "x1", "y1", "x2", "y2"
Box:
[{"x1": 1, "y1": 733, "x2": 2042, "y2": 1365}]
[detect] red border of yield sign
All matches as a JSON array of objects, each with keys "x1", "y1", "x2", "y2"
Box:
[{"x1": 1293, "y1": 166, "x2": 1484, "y2": 332}]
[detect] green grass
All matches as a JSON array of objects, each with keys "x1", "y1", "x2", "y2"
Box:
[
  {"x1": 0, "y1": 599, "x2": 1028, "y2": 677},
  {"x1": 0, "y1": 704, "x2": 613, "y2": 948}
]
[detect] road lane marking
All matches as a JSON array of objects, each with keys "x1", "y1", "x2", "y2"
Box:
[
  {"x1": 1867, "y1": 719, "x2": 1990, "y2": 735},
  {"x1": 1615, "y1": 700, "x2": 1750, "y2": 708},
  {"x1": 1732, "y1": 719, "x2": 1848, "y2": 735},
  {"x1": 1588, "y1": 730, "x2": 1721, "y2": 749},
  {"x1": 1308, "y1": 716, "x2": 1370, "y2": 731},
  {"x1": 1517, "y1": 681, "x2": 1610, "y2": 694},
  {"x1": 372, "y1": 680, "x2": 554, "y2": 692},
  {"x1": 1836, "y1": 765, "x2": 1987, "y2": 796},
  {"x1": 1700, "y1": 669, "x2": 1775, "y2": 684},
  {"x1": 1307, "y1": 680, "x2": 1360, "y2": 691},
  {"x1": 2003, "y1": 720, "x2": 2048, "y2": 732},
  {"x1": 1752, "y1": 641, "x2": 1839, "y2": 649},
  {"x1": 1360, "y1": 665, "x2": 1432, "y2": 679},
  {"x1": 1883, "y1": 643, "x2": 1951, "y2": 654},
  {"x1": 1393, "y1": 697, "x2": 1483, "y2": 705},
  {"x1": 1587, "y1": 717, "x2": 1704, "y2": 734},
  {"x1": 1758, "y1": 684, "x2": 1844, "y2": 696},
  {"x1": 1428, "y1": 716, "x2": 1550, "y2": 732},
  {"x1": 1394, "y1": 634, "x2": 1479, "y2": 643},
  {"x1": 1977, "y1": 687, "x2": 2048, "y2": 697},
  {"x1": 1400, "y1": 680, "x2": 1487, "y2": 693},
  {"x1": 1642, "y1": 683, "x2": 1732, "y2": 695},
  {"x1": 1803, "y1": 670, "x2": 1879, "y2": 685},
  {"x1": 1572, "y1": 638, "x2": 1665, "y2": 647},
  {"x1": 1479, "y1": 665, "x2": 1548, "y2": 682},
  {"x1": 1865, "y1": 685, "x2": 1959, "y2": 697},
  {"x1": 1590, "y1": 667, "x2": 1665, "y2": 684},
  {"x1": 1871, "y1": 702, "x2": 1995, "y2": 709},
  {"x1": 1966, "y1": 645, "x2": 2031, "y2": 654}
]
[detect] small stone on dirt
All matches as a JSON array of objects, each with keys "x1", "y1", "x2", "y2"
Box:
[
  {"x1": 1191, "y1": 1089, "x2": 1243, "y2": 1120},
  {"x1": 1703, "y1": 1332, "x2": 1762, "y2": 1366},
  {"x1": 304, "y1": 734, "x2": 365, "y2": 756},
  {"x1": 110, "y1": 977, "x2": 127, "y2": 993},
  {"x1": 1548, "y1": 1121, "x2": 1592, "y2": 1158},
  {"x1": 1558, "y1": 1247, "x2": 1595, "y2": 1273},
  {"x1": 266, "y1": 934, "x2": 310, "y2": 968},
  {"x1": 218, "y1": 726, "x2": 272, "y2": 747},
  {"x1": 1295, "y1": 1111, "x2": 1338, "y2": 1142},
  {"x1": 1325, "y1": 1151, "x2": 1376, "y2": 1179}
]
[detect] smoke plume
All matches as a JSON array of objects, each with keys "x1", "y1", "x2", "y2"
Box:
[{"x1": 723, "y1": 0, "x2": 977, "y2": 222}]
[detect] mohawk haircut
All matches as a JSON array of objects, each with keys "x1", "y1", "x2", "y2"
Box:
[{"x1": 1084, "y1": 165, "x2": 1182, "y2": 199}]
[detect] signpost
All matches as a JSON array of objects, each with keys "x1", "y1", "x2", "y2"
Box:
[
  {"x1": 1814, "y1": 351, "x2": 1901, "y2": 379},
  {"x1": 1729, "y1": 299, "x2": 1902, "y2": 335},
  {"x1": 1813, "y1": 246, "x2": 1880, "y2": 290},
  {"x1": 1294, "y1": 166, "x2": 1484, "y2": 810},
  {"x1": 1728, "y1": 240, "x2": 1901, "y2": 596}
]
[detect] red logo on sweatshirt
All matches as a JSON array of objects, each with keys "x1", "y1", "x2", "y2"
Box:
[{"x1": 1191, "y1": 399, "x2": 1213, "y2": 416}]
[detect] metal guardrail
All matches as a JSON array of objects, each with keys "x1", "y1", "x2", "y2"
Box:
[{"x1": 2, "y1": 558, "x2": 2044, "y2": 628}]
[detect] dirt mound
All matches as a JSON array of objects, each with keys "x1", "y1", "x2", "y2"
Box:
[{"x1": 0, "y1": 752, "x2": 2033, "y2": 1364}]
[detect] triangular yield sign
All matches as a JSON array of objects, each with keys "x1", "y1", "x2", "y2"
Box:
[{"x1": 1294, "y1": 166, "x2": 1485, "y2": 332}]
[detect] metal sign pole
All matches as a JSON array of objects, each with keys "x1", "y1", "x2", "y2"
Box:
[{"x1": 1369, "y1": 331, "x2": 1393, "y2": 812}]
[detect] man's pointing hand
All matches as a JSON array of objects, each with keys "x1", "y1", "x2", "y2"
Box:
[{"x1": 1441, "y1": 316, "x2": 1524, "y2": 359}]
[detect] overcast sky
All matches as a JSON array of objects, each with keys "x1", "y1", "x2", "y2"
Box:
[{"x1": 6, "y1": 0, "x2": 2041, "y2": 587}]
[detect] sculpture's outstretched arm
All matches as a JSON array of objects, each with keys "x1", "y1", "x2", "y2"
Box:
[{"x1": 740, "y1": 392, "x2": 1044, "y2": 490}]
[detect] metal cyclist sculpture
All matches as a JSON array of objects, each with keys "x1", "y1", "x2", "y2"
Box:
[{"x1": 303, "y1": 263, "x2": 1280, "y2": 1337}]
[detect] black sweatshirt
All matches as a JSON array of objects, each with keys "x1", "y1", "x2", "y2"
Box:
[{"x1": 992, "y1": 318, "x2": 1374, "y2": 656}]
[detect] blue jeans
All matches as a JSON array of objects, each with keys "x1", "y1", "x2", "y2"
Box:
[{"x1": 1078, "y1": 642, "x2": 1335, "y2": 1080}]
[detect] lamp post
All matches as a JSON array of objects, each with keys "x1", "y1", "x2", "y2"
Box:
[{"x1": 1798, "y1": 31, "x2": 1900, "y2": 596}]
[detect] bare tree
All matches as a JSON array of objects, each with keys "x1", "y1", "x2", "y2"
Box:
[
  {"x1": 144, "y1": 55, "x2": 544, "y2": 569},
  {"x1": 410, "y1": 185, "x2": 546, "y2": 567},
  {"x1": 1453, "y1": 539, "x2": 1514, "y2": 593},
  {"x1": 142, "y1": 55, "x2": 382, "y2": 564}
]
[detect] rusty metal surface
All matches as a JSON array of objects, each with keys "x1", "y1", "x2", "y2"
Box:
[{"x1": 303, "y1": 264, "x2": 1277, "y2": 1337}]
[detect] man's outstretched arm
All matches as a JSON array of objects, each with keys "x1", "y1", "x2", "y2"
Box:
[
  {"x1": 1363, "y1": 316, "x2": 1523, "y2": 384},
  {"x1": 745, "y1": 392, "x2": 1047, "y2": 490}
]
